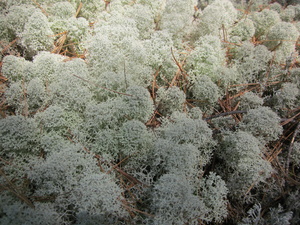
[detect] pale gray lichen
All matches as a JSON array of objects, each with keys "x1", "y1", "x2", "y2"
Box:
[
  {"x1": 5, "y1": 5, "x2": 37, "y2": 36},
  {"x1": 273, "y1": 82, "x2": 300, "y2": 112},
  {"x1": 27, "y1": 144, "x2": 97, "y2": 196},
  {"x1": 1, "y1": 1, "x2": 300, "y2": 224},
  {"x1": 291, "y1": 142, "x2": 300, "y2": 167},
  {"x1": 0, "y1": 199, "x2": 63, "y2": 225},
  {"x1": 154, "y1": 138, "x2": 204, "y2": 179},
  {"x1": 238, "y1": 203, "x2": 264, "y2": 225},
  {"x1": 197, "y1": 0, "x2": 237, "y2": 37},
  {"x1": 159, "y1": 0, "x2": 195, "y2": 40},
  {"x1": 151, "y1": 173, "x2": 206, "y2": 225},
  {"x1": 199, "y1": 172, "x2": 229, "y2": 223},
  {"x1": 2, "y1": 55, "x2": 32, "y2": 82},
  {"x1": 83, "y1": 86, "x2": 153, "y2": 134},
  {"x1": 270, "y1": 2, "x2": 283, "y2": 13},
  {"x1": 239, "y1": 106, "x2": 283, "y2": 143},
  {"x1": 87, "y1": 15, "x2": 152, "y2": 87},
  {"x1": 122, "y1": 85, "x2": 154, "y2": 123},
  {"x1": 73, "y1": 0, "x2": 106, "y2": 20},
  {"x1": 230, "y1": 18, "x2": 255, "y2": 41},
  {"x1": 26, "y1": 77, "x2": 48, "y2": 112},
  {"x1": 123, "y1": 3, "x2": 155, "y2": 38},
  {"x1": 31, "y1": 51, "x2": 65, "y2": 82},
  {"x1": 48, "y1": 1, "x2": 76, "y2": 19},
  {"x1": 156, "y1": 86, "x2": 186, "y2": 115},
  {"x1": 238, "y1": 92, "x2": 264, "y2": 111},
  {"x1": 158, "y1": 112, "x2": 215, "y2": 166},
  {"x1": 72, "y1": 173, "x2": 127, "y2": 218},
  {"x1": 48, "y1": 66, "x2": 93, "y2": 112},
  {"x1": 233, "y1": 41, "x2": 273, "y2": 83},
  {"x1": 186, "y1": 35, "x2": 226, "y2": 82},
  {"x1": 0, "y1": 14, "x2": 12, "y2": 43},
  {"x1": 34, "y1": 105, "x2": 83, "y2": 136},
  {"x1": 280, "y1": 5, "x2": 296, "y2": 22},
  {"x1": 25, "y1": 143, "x2": 126, "y2": 222},
  {"x1": 21, "y1": 11, "x2": 54, "y2": 57},
  {"x1": 0, "y1": 115, "x2": 39, "y2": 154},
  {"x1": 188, "y1": 75, "x2": 221, "y2": 111},
  {"x1": 266, "y1": 204, "x2": 293, "y2": 225},
  {"x1": 250, "y1": 9, "x2": 281, "y2": 38},
  {"x1": 4, "y1": 81, "x2": 24, "y2": 114},
  {"x1": 218, "y1": 131, "x2": 273, "y2": 198},
  {"x1": 264, "y1": 21, "x2": 299, "y2": 63},
  {"x1": 142, "y1": 30, "x2": 177, "y2": 80},
  {"x1": 117, "y1": 119, "x2": 154, "y2": 156}
]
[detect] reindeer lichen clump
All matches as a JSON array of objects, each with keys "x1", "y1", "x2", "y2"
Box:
[{"x1": 0, "y1": 0, "x2": 299, "y2": 224}]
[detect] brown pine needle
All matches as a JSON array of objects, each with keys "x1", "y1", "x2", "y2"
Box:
[
  {"x1": 281, "y1": 112, "x2": 300, "y2": 126},
  {"x1": 286, "y1": 122, "x2": 300, "y2": 173},
  {"x1": 1, "y1": 38, "x2": 19, "y2": 55},
  {"x1": 171, "y1": 47, "x2": 184, "y2": 73},
  {"x1": 52, "y1": 32, "x2": 68, "y2": 54},
  {"x1": 122, "y1": 202, "x2": 154, "y2": 217},
  {"x1": 204, "y1": 110, "x2": 247, "y2": 121},
  {"x1": 0, "y1": 168, "x2": 35, "y2": 209},
  {"x1": 31, "y1": 0, "x2": 49, "y2": 16},
  {"x1": 152, "y1": 66, "x2": 161, "y2": 101},
  {"x1": 75, "y1": 2, "x2": 83, "y2": 18},
  {"x1": 114, "y1": 167, "x2": 146, "y2": 187}
]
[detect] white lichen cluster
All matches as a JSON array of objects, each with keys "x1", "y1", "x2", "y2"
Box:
[
  {"x1": 0, "y1": 0, "x2": 299, "y2": 224},
  {"x1": 239, "y1": 106, "x2": 283, "y2": 144},
  {"x1": 186, "y1": 35, "x2": 226, "y2": 82},
  {"x1": 156, "y1": 86, "x2": 186, "y2": 115},
  {"x1": 233, "y1": 41, "x2": 273, "y2": 82},
  {"x1": 218, "y1": 131, "x2": 273, "y2": 198}
]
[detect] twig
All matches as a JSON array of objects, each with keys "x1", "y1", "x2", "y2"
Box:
[
  {"x1": 281, "y1": 112, "x2": 300, "y2": 126},
  {"x1": 75, "y1": 2, "x2": 83, "y2": 18},
  {"x1": 122, "y1": 202, "x2": 154, "y2": 217},
  {"x1": 124, "y1": 60, "x2": 128, "y2": 89},
  {"x1": 171, "y1": 47, "x2": 184, "y2": 73},
  {"x1": 104, "y1": 0, "x2": 111, "y2": 11},
  {"x1": 221, "y1": 24, "x2": 228, "y2": 43},
  {"x1": 170, "y1": 48, "x2": 189, "y2": 93},
  {"x1": 114, "y1": 167, "x2": 146, "y2": 187},
  {"x1": 229, "y1": 86, "x2": 258, "y2": 100},
  {"x1": 170, "y1": 47, "x2": 182, "y2": 87},
  {"x1": 286, "y1": 122, "x2": 300, "y2": 174},
  {"x1": 0, "y1": 168, "x2": 35, "y2": 209},
  {"x1": 270, "y1": 41, "x2": 282, "y2": 52},
  {"x1": 1, "y1": 38, "x2": 18, "y2": 55},
  {"x1": 204, "y1": 110, "x2": 247, "y2": 121},
  {"x1": 229, "y1": 82, "x2": 260, "y2": 88},
  {"x1": 0, "y1": 157, "x2": 12, "y2": 165},
  {"x1": 31, "y1": 0, "x2": 49, "y2": 16},
  {"x1": 107, "y1": 156, "x2": 131, "y2": 174},
  {"x1": 52, "y1": 32, "x2": 68, "y2": 54},
  {"x1": 21, "y1": 78, "x2": 29, "y2": 117},
  {"x1": 151, "y1": 66, "x2": 161, "y2": 101}
]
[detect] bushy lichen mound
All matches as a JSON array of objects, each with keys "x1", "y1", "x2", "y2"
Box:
[{"x1": 0, "y1": 0, "x2": 299, "y2": 224}]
